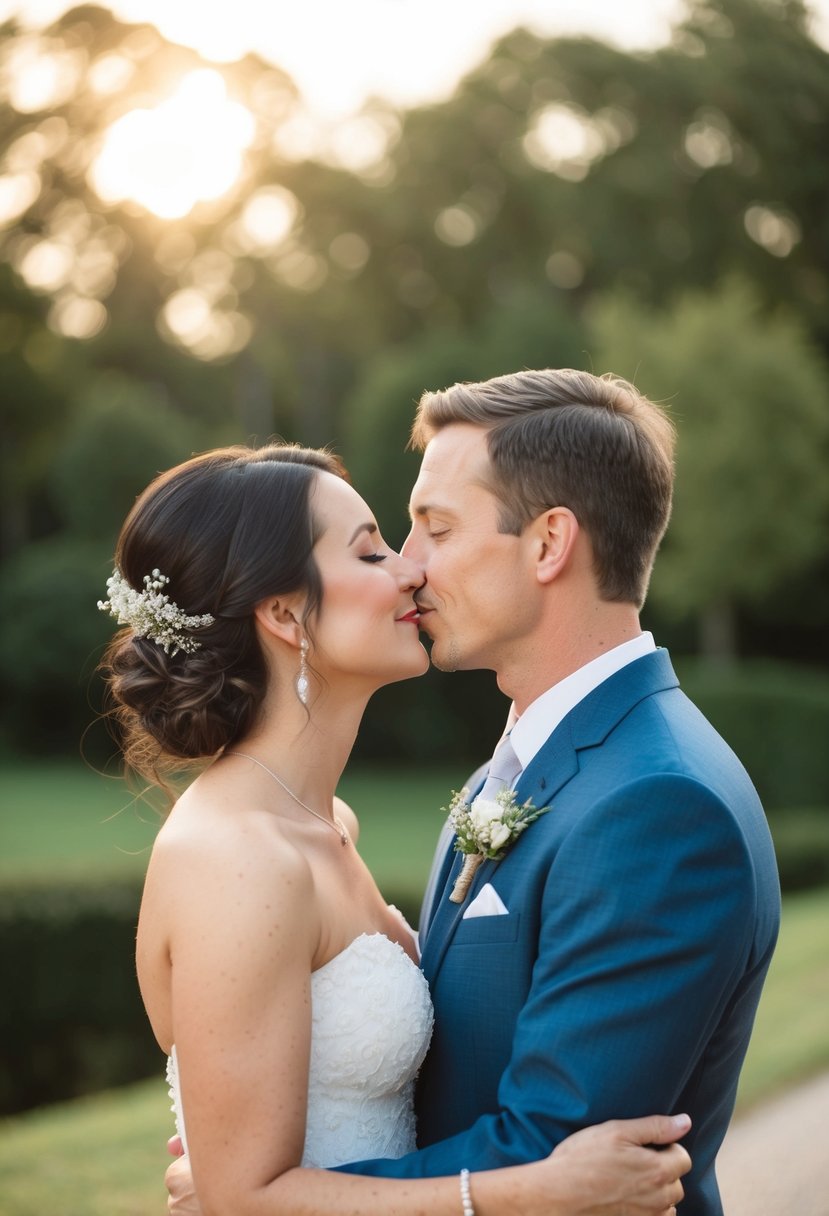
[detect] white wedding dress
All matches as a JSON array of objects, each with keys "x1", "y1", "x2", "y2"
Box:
[{"x1": 166, "y1": 932, "x2": 434, "y2": 1168}]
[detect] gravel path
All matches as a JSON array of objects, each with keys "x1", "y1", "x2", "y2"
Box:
[{"x1": 716, "y1": 1070, "x2": 829, "y2": 1215}]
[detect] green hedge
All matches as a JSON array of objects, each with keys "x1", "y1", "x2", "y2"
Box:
[
  {"x1": 0, "y1": 875, "x2": 423, "y2": 1115},
  {"x1": 767, "y1": 808, "x2": 829, "y2": 893},
  {"x1": 0, "y1": 878, "x2": 158, "y2": 1115},
  {"x1": 3, "y1": 821, "x2": 828, "y2": 1117},
  {"x1": 676, "y1": 659, "x2": 829, "y2": 811},
  {"x1": 6, "y1": 823, "x2": 829, "y2": 1121}
]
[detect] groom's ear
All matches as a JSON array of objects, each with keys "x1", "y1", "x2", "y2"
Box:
[
  {"x1": 253, "y1": 596, "x2": 305, "y2": 646},
  {"x1": 532, "y1": 506, "x2": 580, "y2": 585}
]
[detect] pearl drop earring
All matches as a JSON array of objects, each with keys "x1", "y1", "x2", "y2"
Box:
[{"x1": 296, "y1": 637, "x2": 310, "y2": 705}]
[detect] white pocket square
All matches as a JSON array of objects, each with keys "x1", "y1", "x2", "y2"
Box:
[{"x1": 462, "y1": 882, "x2": 508, "y2": 919}]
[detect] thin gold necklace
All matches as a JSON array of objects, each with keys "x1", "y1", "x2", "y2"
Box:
[{"x1": 227, "y1": 752, "x2": 349, "y2": 846}]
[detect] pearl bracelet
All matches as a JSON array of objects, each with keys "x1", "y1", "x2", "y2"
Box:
[{"x1": 459, "y1": 1167, "x2": 475, "y2": 1216}]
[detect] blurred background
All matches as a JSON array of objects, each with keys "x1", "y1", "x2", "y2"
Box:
[{"x1": 0, "y1": 1, "x2": 827, "y2": 1211}]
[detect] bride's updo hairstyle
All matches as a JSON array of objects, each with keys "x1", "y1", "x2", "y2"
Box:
[{"x1": 100, "y1": 444, "x2": 347, "y2": 785}]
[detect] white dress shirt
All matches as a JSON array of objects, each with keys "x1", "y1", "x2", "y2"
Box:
[
  {"x1": 509, "y1": 632, "x2": 656, "y2": 772},
  {"x1": 419, "y1": 633, "x2": 656, "y2": 932}
]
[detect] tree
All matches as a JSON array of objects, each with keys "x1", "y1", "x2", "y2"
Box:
[
  {"x1": 587, "y1": 277, "x2": 829, "y2": 659},
  {"x1": 2, "y1": 0, "x2": 829, "y2": 753},
  {"x1": 343, "y1": 287, "x2": 587, "y2": 537},
  {"x1": 0, "y1": 534, "x2": 110, "y2": 752},
  {"x1": 49, "y1": 372, "x2": 208, "y2": 546},
  {"x1": 0, "y1": 265, "x2": 81, "y2": 556}
]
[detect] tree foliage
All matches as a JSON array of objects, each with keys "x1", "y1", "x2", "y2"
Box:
[
  {"x1": 49, "y1": 373, "x2": 205, "y2": 544},
  {"x1": 0, "y1": 0, "x2": 827, "y2": 750},
  {"x1": 588, "y1": 278, "x2": 829, "y2": 655}
]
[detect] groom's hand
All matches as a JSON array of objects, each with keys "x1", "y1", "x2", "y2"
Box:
[{"x1": 165, "y1": 1154, "x2": 203, "y2": 1215}]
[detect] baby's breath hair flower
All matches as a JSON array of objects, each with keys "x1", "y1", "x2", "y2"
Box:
[{"x1": 97, "y1": 567, "x2": 215, "y2": 656}]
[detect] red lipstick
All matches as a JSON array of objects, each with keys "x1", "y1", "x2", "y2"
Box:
[{"x1": 396, "y1": 608, "x2": 421, "y2": 623}]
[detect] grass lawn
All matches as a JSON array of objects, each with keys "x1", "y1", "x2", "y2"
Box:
[
  {"x1": 0, "y1": 763, "x2": 160, "y2": 879},
  {"x1": 1, "y1": 885, "x2": 826, "y2": 1215},
  {"x1": 733, "y1": 885, "x2": 829, "y2": 1107},
  {"x1": 0, "y1": 759, "x2": 461, "y2": 896},
  {"x1": 0, "y1": 1078, "x2": 170, "y2": 1216}
]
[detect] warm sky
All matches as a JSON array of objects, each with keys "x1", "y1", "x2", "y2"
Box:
[{"x1": 3, "y1": 0, "x2": 829, "y2": 118}]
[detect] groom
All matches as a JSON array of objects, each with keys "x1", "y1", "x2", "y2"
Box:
[
  {"x1": 170, "y1": 368, "x2": 780, "y2": 1215},
  {"x1": 338, "y1": 369, "x2": 780, "y2": 1214}
]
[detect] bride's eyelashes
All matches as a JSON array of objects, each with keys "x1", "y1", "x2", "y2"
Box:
[{"x1": 359, "y1": 554, "x2": 388, "y2": 563}]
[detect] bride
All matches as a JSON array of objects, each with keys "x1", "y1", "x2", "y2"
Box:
[{"x1": 98, "y1": 443, "x2": 690, "y2": 1216}]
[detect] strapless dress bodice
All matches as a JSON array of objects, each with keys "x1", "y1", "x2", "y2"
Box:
[{"x1": 167, "y1": 931, "x2": 434, "y2": 1168}]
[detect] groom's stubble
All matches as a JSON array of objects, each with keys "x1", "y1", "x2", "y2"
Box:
[{"x1": 428, "y1": 636, "x2": 462, "y2": 673}]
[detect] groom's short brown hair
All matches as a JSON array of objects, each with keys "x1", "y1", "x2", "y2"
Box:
[{"x1": 410, "y1": 368, "x2": 675, "y2": 608}]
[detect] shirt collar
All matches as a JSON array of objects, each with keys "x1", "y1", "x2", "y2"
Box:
[{"x1": 509, "y1": 632, "x2": 656, "y2": 771}]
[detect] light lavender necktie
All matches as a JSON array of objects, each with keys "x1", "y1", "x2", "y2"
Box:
[
  {"x1": 445, "y1": 732, "x2": 524, "y2": 905},
  {"x1": 420, "y1": 733, "x2": 523, "y2": 930},
  {"x1": 476, "y1": 732, "x2": 523, "y2": 802}
]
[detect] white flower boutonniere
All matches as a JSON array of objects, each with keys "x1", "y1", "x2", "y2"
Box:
[{"x1": 444, "y1": 786, "x2": 551, "y2": 904}]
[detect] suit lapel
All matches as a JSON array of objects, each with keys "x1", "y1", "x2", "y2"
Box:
[
  {"x1": 419, "y1": 849, "x2": 468, "y2": 981},
  {"x1": 419, "y1": 766, "x2": 489, "y2": 977},
  {"x1": 419, "y1": 745, "x2": 578, "y2": 984},
  {"x1": 418, "y1": 818, "x2": 454, "y2": 935},
  {"x1": 420, "y1": 650, "x2": 679, "y2": 986},
  {"x1": 419, "y1": 762, "x2": 488, "y2": 935}
]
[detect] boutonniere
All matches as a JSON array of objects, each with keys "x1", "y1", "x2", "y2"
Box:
[{"x1": 443, "y1": 786, "x2": 551, "y2": 903}]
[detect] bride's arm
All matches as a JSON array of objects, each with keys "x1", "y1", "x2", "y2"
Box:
[
  {"x1": 145, "y1": 817, "x2": 320, "y2": 1215},
  {"x1": 166, "y1": 1114, "x2": 690, "y2": 1216}
]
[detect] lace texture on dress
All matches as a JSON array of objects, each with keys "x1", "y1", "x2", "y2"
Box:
[
  {"x1": 302, "y1": 932, "x2": 434, "y2": 1166},
  {"x1": 166, "y1": 931, "x2": 434, "y2": 1169}
]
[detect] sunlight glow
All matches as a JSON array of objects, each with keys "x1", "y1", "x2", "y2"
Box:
[
  {"x1": 5, "y1": 36, "x2": 85, "y2": 112},
  {"x1": 225, "y1": 186, "x2": 300, "y2": 256},
  {"x1": 89, "y1": 0, "x2": 687, "y2": 117},
  {"x1": 684, "y1": 111, "x2": 735, "y2": 169},
  {"x1": 329, "y1": 232, "x2": 370, "y2": 273},
  {"x1": 18, "y1": 237, "x2": 73, "y2": 290},
  {"x1": 6, "y1": 128, "x2": 51, "y2": 170},
  {"x1": 3, "y1": 0, "x2": 829, "y2": 123},
  {"x1": 87, "y1": 52, "x2": 135, "y2": 96},
  {"x1": 271, "y1": 246, "x2": 328, "y2": 293},
  {"x1": 15, "y1": 221, "x2": 125, "y2": 296},
  {"x1": 0, "y1": 170, "x2": 41, "y2": 225},
  {"x1": 153, "y1": 230, "x2": 197, "y2": 273},
  {"x1": 3, "y1": 118, "x2": 70, "y2": 180},
  {"x1": 159, "y1": 286, "x2": 252, "y2": 361},
  {"x1": 744, "y1": 206, "x2": 801, "y2": 258},
  {"x1": 163, "y1": 287, "x2": 211, "y2": 338},
  {"x1": 523, "y1": 104, "x2": 628, "y2": 181},
  {"x1": 89, "y1": 70, "x2": 256, "y2": 219},
  {"x1": 325, "y1": 114, "x2": 398, "y2": 173},
  {"x1": 49, "y1": 294, "x2": 108, "y2": 339},
  {"x1": 434, "y1": 205, "x2": 480, "y2": 247},
  {"x1": 271, "y1": 106, "x2": 398, "y2": 177}
]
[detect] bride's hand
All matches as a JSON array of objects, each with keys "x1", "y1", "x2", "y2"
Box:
[
  {"x1": 166, "y1": 1155, "x2": 202, "y2": 1216},
  {"x1": 540, "y1": 1113, "x2": 691, "y2": 1216}
]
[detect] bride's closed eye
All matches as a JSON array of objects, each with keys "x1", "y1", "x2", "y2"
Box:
[{"x1": 360, "y1": 554, "x2": 387, "y2": 563}]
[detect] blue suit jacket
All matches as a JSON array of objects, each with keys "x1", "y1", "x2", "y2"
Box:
[{"x1": 339, "y1": 651, "x2": 780, "y2": 1215}]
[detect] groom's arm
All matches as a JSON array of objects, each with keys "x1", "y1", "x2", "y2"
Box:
[{"x1": 337, "y1": 772, "x2": 775, "y2": 1178}]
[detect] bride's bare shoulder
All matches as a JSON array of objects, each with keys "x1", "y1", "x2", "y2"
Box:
[{"x1": 146, "y1": 775, "x2": 313, "y2": 909}]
